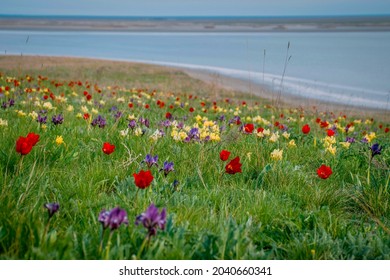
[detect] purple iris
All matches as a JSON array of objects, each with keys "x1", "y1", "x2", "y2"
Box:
[
  {"x1": 218, "y1": 115, "x2": 226, "y2": 122},
  {"x1": 37, "y1": 114, "x2": 47, "y2": 124},
  {"x1": 44, "y1": 202, "x2": 59, "y2": 218},
  {"x1": 160, "y1": 161, "x2": 174, "y2": 177},
  {"x1": 51, "y1": 114, "x2": 64, "y2": 125},
  {"x1": 143, "y1": 154, "x2": 159, "y2": 168},
  {"x1": 176, "y1": 122, "x2": 184, "y2": 130},
  {"x1": 128, "y1": 119, "x2": 137, "y2": 129},
  {"x1": 113, "y1": 111, "x2": 122, "y2": 121},
  {"x1": 1, "y1": 102, "x2": 7, "y2": 109},
  {"x1": 346, "y1": 137, "x2": 355, "y2": 143},
  {"x1": 98, "y1": 209, "x2": 110, "y2": 229},
  {"x1": 91, "y1": 115, "x2": 106, "y2": 128},
  {"x1": 229, "y1": 116, "x2": 241, "y2": 125},
  {"x1": 139, "y1": 117, "x2": 150, "y2": 128},
  {"x1": 8, "y1": 99, "x2": 15, "y2": 107},
  {"x1": 135, "y1": 204, "x2": 166, "y2": 237},
  {"x1": 188, "y1": 127, "x2": 200, "y2": 140},
  {"x1": 98, "y1": 207, "x2": 128, "y2": 231},
  {"x1": 161, "y1": 120, "x2": 171, "y2": 128},
  {"x1": 371, "y1": 143, "x2": 382, "y2": 158}
]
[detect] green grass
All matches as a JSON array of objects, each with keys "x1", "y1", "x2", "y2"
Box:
[{"x1": 0, "y1": 59, "x2": 389, "y2": 260}]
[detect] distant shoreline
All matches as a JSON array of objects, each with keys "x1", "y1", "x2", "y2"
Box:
[
  {"x1": 1, "y1": 54, "x2": 389, "y2": 120},
  {"x1": 1, "y1": 15, "x2": 390, "y2": 32}
]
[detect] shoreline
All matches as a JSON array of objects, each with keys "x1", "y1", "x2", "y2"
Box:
[{"x1": 0, "y1": 54, "x2": 389, "y2": 120}]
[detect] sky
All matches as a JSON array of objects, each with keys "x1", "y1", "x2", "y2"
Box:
[{"x1": 2, "y1": 0, "x2": 390, "y2": 17}]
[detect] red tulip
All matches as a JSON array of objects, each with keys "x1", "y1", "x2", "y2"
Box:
[
  {"x1": 26, "y1": 132, "x2": 40, "y2": 146},
  {"x1": 219, "y1": 150, "x2": 231, "y2": 161},
  {"x1": 225, "y1": 156, "x2": 242, "y2": 174},
  {"x1": 257, "y1": 127, "x2": 264, "y2": 133},
  {"x1": 320, "y1": 121, "x2": 329, "y2": 128},
  {"x1": 302, "y1": 124, "x2": 311, "y2": 134},
  {"x1": 327, "y1": 129, "x2": 335, "y2": 137},
  {"x1": 16, "y1": 136, "x2": 33, "y2": 155},
  {"x1": 133, "y1": 170, "x2": 154, "y2": 189},
  {"x1": 102, "y1": 142, "x2": 115, "y2": 155},
  {"x1": 317, "y1": 165, "x2": 332, "y2": 179},
  {"x1": 243, "y1": 123, "x2": 254, "y2": 134}
]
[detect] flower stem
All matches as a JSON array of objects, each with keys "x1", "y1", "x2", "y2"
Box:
[
  {"x1": 136, "y1": 236, "x2": 150, "y2": 260},
  {"x1": 41, "y1": 218, "x2": 51, "y2": 244},
  {"x1": 104, "y1": 231, "x2": 113, "y2": 260},
  {"x1": 99, "y1": 228, "x2": 106, "y2": 254}
]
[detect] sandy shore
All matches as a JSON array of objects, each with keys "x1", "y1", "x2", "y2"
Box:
[
  {"x1": 1, "y1": 16, "x2": 390, "y2": 32},
  {"x1": 0, "y1": 55, "x2": 389, "y2": 121}
]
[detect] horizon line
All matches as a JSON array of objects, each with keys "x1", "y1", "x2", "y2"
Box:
[{"x1": 1, "y1": 14, "x2": 390, "y2": 19}]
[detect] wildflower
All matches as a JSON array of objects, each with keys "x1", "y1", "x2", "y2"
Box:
[
  {"x1": 133, "y1": 170, "x2": 154, "y2": 189},
  {"x1": 43, "y1": 102, "x2": 54, "y2": 110},
  {"x1": 225, "y1": 156, "x2": 242, "y2": 174},
  {"x1": 270, "y1": 149, "x2": 283, "y2": 161},
  {"x1": 139, "y1": 117, "x2": 150, "y2": 128},
  {"x1": 150, "y1": 129, "x2": 165, "y2": 141},
  {"x1": 320, "y1": 121, "x2": 329, "y2": 128},
  {"x1": 220, "y1": 150, "x2": 231, "y2": 161},
  {"x1": 288, "y1": 139, "x2": 296, "y2": 148},
  {"x1": 160, "y1": 161, "x2": 174, "y2": 176},
  {"x1": 317, "y1": 165, "x2": 332, "y2": 179},
  {"x1": 134, "y1": 127, "x2": 144, "y2": 137},
  {"x1": 188, "y1": 127, "x2": 200, "y2": 140},
  {"x1": 55, "y1": 135, "x2": 64, "y2": 146},
  {"x1": 339, "y1": 142, "x2": 351, "y2": 149},
  {"x1": 128, "y1": 119, "x2": 137, "y2": 129},
  {"x1": 52, "y1": 114, "x2": 64, "y2": 125},
  {"x1": 113, "y1": 110, "x2": 122, "y2": 121},
  {"x1": 106, "y1": 207, "x2": 129, "y2": 231},
  {"x1": 102, "y1": 142, "x2": 115, "y2": 155},
  {"x1": 364, "y1": 132, "x2": 376, "y2": 143},
  {"x1": 0, "y1": 118, "x2": 8, "y2": 127},
  {"x1": 269, "y1": 132, "x2": 280, "y2": 143},
  {"x1": 302, "y1": 124, "x2": 310, "y2": 134},
  {"x1": 135, "y1": 203, "x2": 166, "y2": 237},
  {"x1": 142, "y1": 154, "x2": 159, "y2": 168},
  {"x1": 91, "y1": 115, "x2": 106, "y2": 128},
  {"x1": 282, "y1": 131, "x2": 290, "y2": 139},
  {"x1": 16, "y1": 136, "x2": 33, "y2": 155},
  {"x1": 370, "y1": 143, "x2": 382, "y2": 158},
  {"x1": 28, "y1": 111, "x2": 38, "y2": 120},
  {"x1": 326, "y1": 145, "x2": 337, "y2": 155},
  {"x1": 37, "y1": 114, "x2": 47, "y2": 124},
  {"x1": 26, "y1": 132, "x2": 40, "y2": 146},
  {"x1": 98, "y1": 209, "x2": 110, "y2": 229},
  {"x1": 243, "y1": 123, "x2": 254, "y2": 134},
  {"x1": 327, "y1": 129, "x2": 335, "y2": 137},
  {"x1": 44, "y1": 202, "x2": 59, "y2": 218},
  {"x1": 99, "y1": 207, "x2": 128, "y2": 231}
]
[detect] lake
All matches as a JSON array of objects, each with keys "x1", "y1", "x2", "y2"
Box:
[{"x1": 0, "y1": 30, "x2": 389, "y2": 109}]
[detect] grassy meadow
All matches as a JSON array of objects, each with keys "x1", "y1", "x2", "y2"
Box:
[{"x1": 0, "y1": 56, "x2": 389, "y2": 260}]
